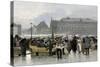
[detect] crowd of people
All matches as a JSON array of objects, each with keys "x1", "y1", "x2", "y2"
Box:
[
  {"x1": 13, "y1": 34, "x2": 97, "y2": 59},
  {"x1": 53, "y1": 35, "x2": 97, "y2": 59}
]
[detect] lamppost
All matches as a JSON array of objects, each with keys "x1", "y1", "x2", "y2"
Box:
[
  {"x1": 51, "y1": 18, "x2": 54, "y2": 42},
  {"x1": 30, "y1": 23, "x2": 32, "y2": 40},
  {"x1": 52, "y1": 24, "x2": 54, "y2": 42},
  {"x1": 49, "y1": 18, "x2": 54, "y2": 56}
]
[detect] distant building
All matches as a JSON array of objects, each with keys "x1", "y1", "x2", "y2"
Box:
[
  {"x1": 50, "y1": 17, "x2": 97, "y2": 35},
  {"x1": 13, "y1": 23, "x2": 21, "y2": 36},
  {"x1": 36, "y1": 21, "x2": 50, "y2": 34},
  {"x1": 22, "y1": 25, "x2": 37, "y2": 35}
]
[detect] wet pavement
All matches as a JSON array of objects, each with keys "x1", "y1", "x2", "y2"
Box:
[{"x1": 14, "y1": 50, "x2": 97, "y2": 66}]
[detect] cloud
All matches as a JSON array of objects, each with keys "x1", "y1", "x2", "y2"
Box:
[{"x1": 14, "y1": 1, "x2": 97, "y2": 29}]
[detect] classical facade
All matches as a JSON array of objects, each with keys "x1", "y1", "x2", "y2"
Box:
[{"x1": 50, "y1": 17, "x2": 97, "y2": 35}]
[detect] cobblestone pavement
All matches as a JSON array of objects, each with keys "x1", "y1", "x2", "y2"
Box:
[{"x1": 14, "y1": 50, "x2": 97, "y2": 66}]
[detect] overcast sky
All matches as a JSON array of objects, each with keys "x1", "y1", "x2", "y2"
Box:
[{"x1": 14, "y1": 1, "x2": 97, "y2": 29}]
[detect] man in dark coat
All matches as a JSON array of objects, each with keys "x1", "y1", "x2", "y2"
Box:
[
  {"x1": 20, "y1": 38, "x2": 27, "y2": 56},
  {"x1": 83, "y1": 36, "x2": 90, "y2": 55},
  {"x1": 71, "y1": 36, "x2": 77, "y2": 54},
  {"x1": 56, "y1": 42, "x2": 62, "y2": 59},
  {"x1": 48, "y1": 39, "x2": 53, "y2": 56}
]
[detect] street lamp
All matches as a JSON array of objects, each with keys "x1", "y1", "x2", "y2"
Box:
[
  {"x1": 51, "y1": 18, "x2": 54, "y2": 42},
  {"x1": 30, "y1": 23, "x2": 32, "y2": 40},
  {"x1": 49, "y1": 18, "x2": 55, "y2": 56}
]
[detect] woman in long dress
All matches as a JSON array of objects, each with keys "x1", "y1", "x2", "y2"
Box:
[{"x1": 77, "y1": 38, "x2": 82, "y2": 54}]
